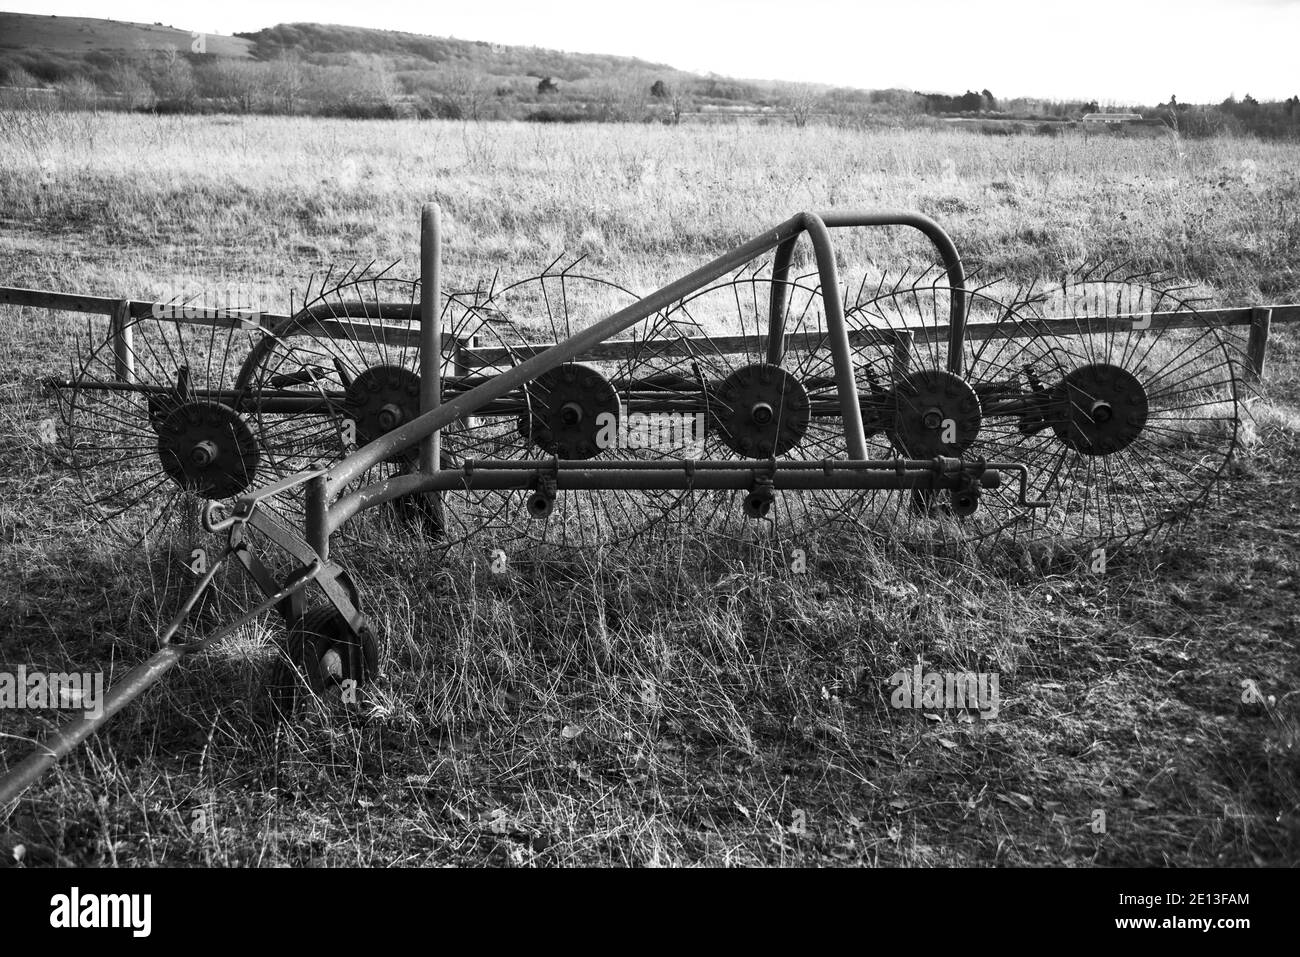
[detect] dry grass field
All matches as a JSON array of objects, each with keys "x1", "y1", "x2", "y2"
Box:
[{"x1": 1, "y1": 112, "x2": 1298, "y2": 866}]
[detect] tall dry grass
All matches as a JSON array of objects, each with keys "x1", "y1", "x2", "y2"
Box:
[{"x1": 1, "y1": 111, "x2": 1297, "y2": 302}]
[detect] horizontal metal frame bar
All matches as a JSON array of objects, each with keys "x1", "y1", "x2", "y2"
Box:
[
  {"x1": 391, "y1": 468, "x2": 966, "y2": 491},
  {"x1": 0, "y1": 287, "x2": 284, "y2": 324},
  {"x1": 459, "y1": 457, "x2": 970, "y2": 471},
  {"x1": 0, "y1": 289, "x2": 412, "y2": 326},
  {"x1": 46, "y1": 380, "x2": 1041, "y2": 421},
  {"x1": 328, "y1": 458, "x2": 996, "y2": 528}
]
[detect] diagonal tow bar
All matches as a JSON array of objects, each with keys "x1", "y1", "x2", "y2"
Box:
[{"x1": 0, "y1": 559, "x2": 322, "y2": 806}]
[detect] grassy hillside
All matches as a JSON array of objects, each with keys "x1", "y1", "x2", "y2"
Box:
[
  {"x1": 0, "y1": 12, "x2": 254, "y2": 57},
  {"x1": 0, "y1": 113, "x2": 1297, "y2": 865},
  {"x1": 238, "y1": 21, "x2": 686, "y2": 83}
]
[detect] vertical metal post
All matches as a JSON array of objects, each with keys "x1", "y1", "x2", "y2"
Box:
[
  {"x1": 802, "y1": 214, "x2": 869, "y2": 460},
  {"x1": 110, "y1": 299, "x2": 135, "y2": 383},
  {"x1": 306, "y1": 474, "x2": 329, "y2": 563},
  {"x1": 1246, "y1": 307, "x2": 1271, "y2": 383},
  {"x1": 766, "y1": 237, "x2": 798, "y2": 365},
  {"x1": 420, "y1": 204, "x2": 442, "y2": 474}
]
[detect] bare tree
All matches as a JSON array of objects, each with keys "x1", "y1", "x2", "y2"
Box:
[
  {"x1": 204, "y1": 60, "x2": 267, "y2": 113},
  {"x1": 2, "y1": 65, "x2": 41, "y2": 89},
  {"x1": 107, "y1": 61, "x2": 156, "y2": 110},
  {"x1": 620, "y1": 74, "x2": 649, "y2": 121},
  {"x1": 670, "y1": 89, "x2": 691, "y2": 125},
  {"x1": 591, "y1": 74, "x2": 649, "y2": 122},
  {"x1": 151, "y1": 46, "x2": 196, "y2": 105},
  {"x1": 445, "y1": 65, "x2": 490, "y2": 121},
  {"x1": 57, "y1": 76, "x2": 101, "y2": 112},
  {"x1": 269, "y1": 52, "x2": 306, "y2": 114},
  {"x1": 784, "y1": 82, "x2": 819, "y2": 128}
]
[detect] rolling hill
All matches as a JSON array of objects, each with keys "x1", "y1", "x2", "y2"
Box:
[
  {"x1": 0, "y1": 11, "x2": 733, "y2": 120},
  {"x1": 0, "y1": 12, "x2": 255, "y2": 58},
  {"x1": 0, "y1": 12, "x2": 692, "y2": 89}
]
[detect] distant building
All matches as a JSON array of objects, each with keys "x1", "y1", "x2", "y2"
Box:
[{"x1": 1081, "y1": 112, "x2": 1143, "y2": 124}]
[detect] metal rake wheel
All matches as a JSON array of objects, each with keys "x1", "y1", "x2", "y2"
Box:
[
  {"x1": 235, "y1": 263, "x2": 525, "y2": 551},
  {"x1": 443, "y1": 262, "x2": 689, "y2": 550},
  {"x1": 843, "y1": 266, "x2": 1242, "y2": 549},
  {"x1": 986, "y1": 269, "x2": 1242, "y2": 547},
  {"x1": 236, "y1": 261, "x2": 689, "y2": 553},
  {"x1": 841, "y1": 268, "x2": 1059, "y2": 547},
  {"x1": 604, "y1": 263, "x2": 894, "y2": 545},
  {"x1": 54, "y1": 304, "x2": 271, "y2": 548}
]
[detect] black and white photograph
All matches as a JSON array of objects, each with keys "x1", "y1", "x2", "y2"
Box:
[{"x1": 0, "y1": 0, "x2": 1293, "y2": 927}]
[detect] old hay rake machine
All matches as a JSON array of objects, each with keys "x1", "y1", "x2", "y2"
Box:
[{"x1": 0, "y1": 204, "x2": 1284, "y2": 803}]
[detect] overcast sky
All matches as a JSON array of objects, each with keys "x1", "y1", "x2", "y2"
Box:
[{"x1": 6, "y1": 0, "x2": 1299, "y2": 103}]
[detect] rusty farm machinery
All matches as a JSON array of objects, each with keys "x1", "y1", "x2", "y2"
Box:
[{"x1": 0, "y1": 204, "x2": 1277, "y2": 802}]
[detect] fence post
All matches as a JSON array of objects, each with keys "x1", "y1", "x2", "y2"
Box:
[
  {"x1": 1245, "y1": 307, "x2": 1271, "y2": 383},
  {"x1": 891, "y1": 329, "x2": 913, "y2": 381},
  {"x1": 110, "y1": 299, "x2": 135, "y2": 384}
]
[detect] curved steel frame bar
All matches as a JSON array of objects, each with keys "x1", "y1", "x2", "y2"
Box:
[{"x1": 766, "y1": 210, "x2": 967, "y2": 372}]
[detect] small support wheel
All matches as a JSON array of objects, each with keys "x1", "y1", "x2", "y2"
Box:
[{"x1": 269, "y1": 606, "x2": 379, "y2": 715}]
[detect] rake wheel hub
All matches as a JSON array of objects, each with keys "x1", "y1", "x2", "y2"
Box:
[
  {"x1": 1053, "y1": 364, "x2": 1148, "y2": 455},
  {"x1": 345, "y1": 365, "x2": 422, "y2": 453},
  {"x1": 518, "y1": 363, "x2": 619, "y2": 459},
  {"x1": 886, "y1": 370, "x2": 981, "y2": 458},
  {"x1": 712, "y1": 363, "x2": 810, "y2": 456},
  {"x1": 189, "y1": 440, "x2": 220, "y2": 467},
  {"x1": 156, "y1": 401, "x2": 259, "y2": 499}
]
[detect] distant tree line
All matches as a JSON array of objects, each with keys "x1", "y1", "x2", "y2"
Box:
[
  {"x1": 915, "y1": 89, "x2": 999, "y2": 113},
  {"x1": 1158, "y1": 93, "x2": 1300, "y2": 138},
  {"x1": 0, "y1": 25, "x2": 1297, "y2": 138}
]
